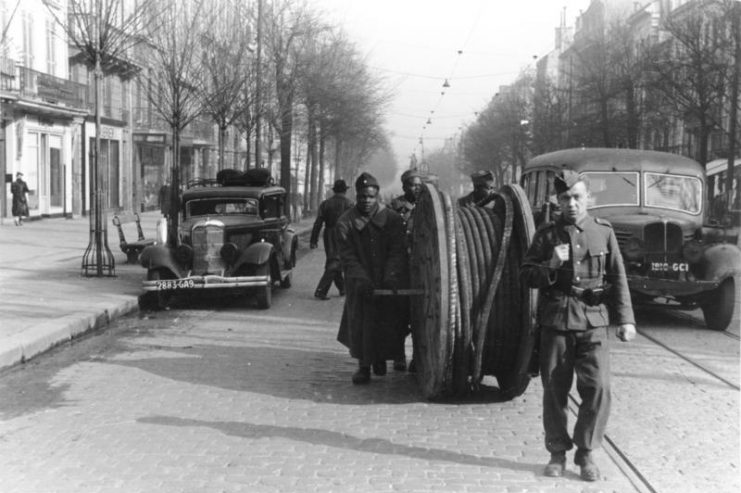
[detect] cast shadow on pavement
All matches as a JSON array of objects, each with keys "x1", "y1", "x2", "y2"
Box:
[{"x1": 137, "y1": 414, "x2": 541, "y2": 474}]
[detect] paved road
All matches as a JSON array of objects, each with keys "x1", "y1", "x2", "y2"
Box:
[{"x1": 0, "y1": 246, "x2": 647, "y2": 493}]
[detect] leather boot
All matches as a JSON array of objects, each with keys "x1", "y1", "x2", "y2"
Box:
[
  {"x1": 574, "y1": 449, "x2": 600, "y2": 482},
  {"x1": 543, "y1": 451, "x2": 566, "y2": 477},
  {"x1": 372, "y1": 360, "x2": 387, "y2": 376},
  {"x1": 352, "y1": 366, "x2": 370, "y2": 385}
]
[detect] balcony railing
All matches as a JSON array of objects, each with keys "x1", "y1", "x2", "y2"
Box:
[{"x1": 18, "y1": 66, "x2": 87, "y2": 110}]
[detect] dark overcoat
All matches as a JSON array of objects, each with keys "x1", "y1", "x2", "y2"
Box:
[
  {"x1": 11, "y1": 178, "x2": 29, "y2": 217},
  {"x1": 336, "y1": 204, "x2": 407, "y2": 365},
  {"x1": 310, "y1": 193, "x2": 354, "y2": 263}
]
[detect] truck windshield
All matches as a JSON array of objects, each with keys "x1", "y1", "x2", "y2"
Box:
[
  {"x1": 583, "y1": 172, "x2": 639, "y2": 208},
  {"x1": 186, "y1": 198, "x2": 259, "y2": 217},
  {"x1": 645, "y1": 173, "x2": 702, "y2": 214}
]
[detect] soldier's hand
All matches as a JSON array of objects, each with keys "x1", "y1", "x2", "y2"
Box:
[
  {"x1": 616, "y1": 323, "x2": 636, "y2": 342},
  {"x1": 549, "y1": 243, "x2": 569, "y2": 269},
  {"x1": 309, "y1": 242, "x2": 317, "y2": 249}
]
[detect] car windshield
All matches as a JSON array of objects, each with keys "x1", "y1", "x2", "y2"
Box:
[
  {"x1": 186, "y1": 198, "x2": 259, "y2": 217},
  {"x1": 645, "y1": 173, "x2": 702, "y2": 214},
  {"x1": 583, "y1": 172, "x2": 639, "y2": 207}
]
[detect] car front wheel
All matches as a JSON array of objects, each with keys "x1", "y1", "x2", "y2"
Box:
[
  {"x1": 701, "y1": 277, "x2": 736, "y2": 331},
  {"x1": 255, "y1": 264, "x2": 272, "y2": 309}
]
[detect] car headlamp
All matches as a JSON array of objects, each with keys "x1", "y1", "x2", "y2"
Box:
[
  {"x1": 175, "y1": 244, "x2": 193, "y2": 265},
  {"x1": 220, "y1": 242, "x2": 239, "y2": 265},
  {"x1": 623, "y1": 237, "x2": 644, "y2": 261}
]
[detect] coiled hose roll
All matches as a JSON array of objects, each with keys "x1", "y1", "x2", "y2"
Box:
[{"x1": 410, "y1": 182, "x2": 537, "y2": 400}]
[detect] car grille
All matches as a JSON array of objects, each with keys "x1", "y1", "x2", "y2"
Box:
[{"x1": 192, "y1": 224, "x2": 226, "y2": 275}]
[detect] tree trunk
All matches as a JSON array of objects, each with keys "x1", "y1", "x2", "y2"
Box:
[
  {"x1": 318, "y1": 127, "x2": 326, "y2": 203},
  {"x1": 168, "y1": 126, "x2": 181, "y2": 248},
  {"x1": 280, "y1": 101, "x2": 293, "y2": 219}
]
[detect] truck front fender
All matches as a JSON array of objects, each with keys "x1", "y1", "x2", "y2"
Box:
[{"x1": 702, "y1": 243, "x2": 741, "y2": 282}]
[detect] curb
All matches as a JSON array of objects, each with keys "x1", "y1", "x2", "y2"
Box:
[{"x1": 0, "y1": 298, "x2": 139, "y2": 372}]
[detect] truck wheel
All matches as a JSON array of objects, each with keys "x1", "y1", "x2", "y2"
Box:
[
  {"x1": 147, "y1": 269, "x2": 174, "y2": 310},
  {"x1": 255, "y1": 265, "x2": 272, "y2": 309},
  {"x1": 701, "y1": 277, "x2": 735, "y2": 331}
]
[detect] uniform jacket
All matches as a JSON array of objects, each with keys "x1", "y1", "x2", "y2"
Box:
[
  {"x1": 310, "y1": 193, "x2": 353, "y2": 260},
  {"x1": 336, "y1": 204, "x2": 407, "y2": 363},
  {"x1": 521, "y1": 214, "x2": 635, "y2": 331}
]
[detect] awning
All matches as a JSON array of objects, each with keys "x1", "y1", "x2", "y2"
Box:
[{"x1": 706, "y1": 158, "x2": 741, "y2": 176}]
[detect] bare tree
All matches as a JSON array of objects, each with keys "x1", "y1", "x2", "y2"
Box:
[
  {"x1": 45, "y1": 0, "x2": 159, "y2": 276},
  {"x1": 262, "y1": 0, "x2": 323, "y2": 219},
  {"x1": 144, "y1": 0, "x2": 210, "y2": 246},
  {"x1": 199, "y1": 1, "x2": 253, "y2": 171},
  {"x1": 647, "y1": 2, "x2": 730, "y2": 165}
]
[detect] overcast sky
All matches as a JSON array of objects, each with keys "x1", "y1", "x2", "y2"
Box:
[{"x1": 311, "y1": 0, "x2": 591, "y2": 174}]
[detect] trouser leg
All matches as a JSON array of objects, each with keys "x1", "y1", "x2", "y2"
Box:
[
  {"x1": 573, "y1": 326, "x2": 611, "y2": 451},
  {"x1": 314, "y1": 268, "x2": 334, "y2": 296},
  {"x1": 540, "y1": 329, "x2": 575, "y2": 453},
  {"x1": 333, "y1": 268, "x2": 345, "y2": 294},
  {"x1": 315, "y1": 257, "x2": 339, "y2": 296}
]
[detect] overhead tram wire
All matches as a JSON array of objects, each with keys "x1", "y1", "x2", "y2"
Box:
[{"x1": 412, "y1": 0, "x2": 486, "y2": 160}]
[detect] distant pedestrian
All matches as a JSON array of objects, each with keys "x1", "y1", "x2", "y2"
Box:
[
  {"x1": 310, "y1": 179, "x2": 354, "y2": 300},
  {"x1": 520, "y1": 170, "x2": 636, "y2": 482},
  {"x1": 388, "y1": 168, "x2": 425, "y2": 372},
  {"x1": 458, "y1": 170, "x2": 496, "y2": 207},
  {"x1": 336, "y1": 172, "x2": 407, "y2": 384},
  {"x1": 11, "y1": 172, "x2": 29, "y2": 226}
]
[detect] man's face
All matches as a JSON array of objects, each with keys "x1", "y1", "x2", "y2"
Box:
[
  {"x1": 356, "y1": 186, "x2": 379, "y2": 216},
  {"x1": 403, "y1": 177, "x2": 423, "y2": 202},
  {"x1": 557, "y1": 180, "x2": 589, "y2": 224},
  {"x1": 473, "y1": 179, "x2": 495, "y2": 202}
]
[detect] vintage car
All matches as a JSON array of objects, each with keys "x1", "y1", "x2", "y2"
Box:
[
  {"x1": 522, "y1": 148, "x2": 741, "y2": 331},
  {"x1": 139, "y1": 168, "x2": 298, "y2": 309}
]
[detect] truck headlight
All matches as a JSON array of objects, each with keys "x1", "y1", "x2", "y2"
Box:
[
  {"x1": 623, "y1": 237, "x2": 644, "y2": 261},
  {"x1": 682, "y1": 240, "x2": 703, "y2": 263}
]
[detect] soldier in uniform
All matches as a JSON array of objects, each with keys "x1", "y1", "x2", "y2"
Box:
[
  {"x1": 521, "y1": 170, "x2": 636, "y2": 482},
  {"x1": 389, "y1": 168, "x2": 425, "y2": 372},
  {"x1": 457, "y1": 169, "x2": 496, "y2": 207},
  {"x1": 310, "y1": 179, "x2": 354, "y2": 300}
]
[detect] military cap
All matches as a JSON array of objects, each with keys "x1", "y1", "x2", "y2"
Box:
[
  {"x1": 355, "y1": 172, "x2": 380, "y2": 191},
  {"x1": 553, "y1": 169, "x2": 584, "y2": 194},
  {"x1": 332, "y1": 179, "x2": 348, "y2": 193},
  {"x1": 470, "y1": 169, "x2": 494, "y2": 185},
  {"x1": 401, "y1": 169, "x2": 422, "y2": 184}
]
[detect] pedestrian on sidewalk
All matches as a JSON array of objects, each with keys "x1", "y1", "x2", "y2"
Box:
[
  {"x1": 388, "y1": 168, "x2": 424, "y2": 372},
  {"x1": 336, "y1": 172, "x2": 407, "y2": 384},
  {"x1": 310, "y1": 179, "x2": 353, "y2": 300},
  {"x1": 11, "y1": 172, "x2": 29, "y2": 226},
  {"x1": 520, "y1": 170, "x2": 636, "y2": 482}
]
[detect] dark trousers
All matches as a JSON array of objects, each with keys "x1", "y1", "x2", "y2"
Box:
[
  {"x1": 540, "y1": 326, "x2": 611, "y2": 454},
  {"x1": 315, "y1": 258, "x2": 344, "y2": 296}
]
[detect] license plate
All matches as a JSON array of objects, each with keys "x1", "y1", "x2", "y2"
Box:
[
  {"x1": 157, "y1": 279, "x2": 195, "y2": 290},
  {"x1": 649, "y1": 262, "x2": 689, "y2": 272}
]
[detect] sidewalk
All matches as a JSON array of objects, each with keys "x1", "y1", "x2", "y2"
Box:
[{"x1": 0, "y1": 211, "x2": 315, "y2": 371}]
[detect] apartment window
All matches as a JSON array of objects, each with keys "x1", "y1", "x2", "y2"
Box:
[
  {"x1": 22, "y1": 12, "x2": 34, "y2": 68},
  {"x1": 46, "y1": 20, "x2": 57, "y2": 75}
]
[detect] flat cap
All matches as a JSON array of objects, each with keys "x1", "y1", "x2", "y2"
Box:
[
  {"x1": 470, "y1": 169, "x2": 494, "y2": 184},
  {"x1": 332, "y1": 179, "x2": 348, "y2": 192},
  {"x1": 553, "y1": 169, "x2": 583, "y2": 194},
  {"x1": 355, "y1": 172, "x2": 379, "y2": 191},
  {"x1": 401, "y1": 169, "x2": 422, "y2": 183}
]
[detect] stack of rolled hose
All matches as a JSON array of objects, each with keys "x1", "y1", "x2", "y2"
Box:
[{"x1": 409, "y1": 182, "x2": 537, "y2": 400}]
